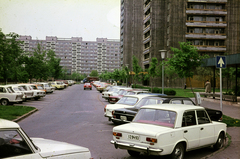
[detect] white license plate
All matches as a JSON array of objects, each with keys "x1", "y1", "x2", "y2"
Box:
[
  {"x1": 128, "y1": 134, "x2": 140, "y2": 141},
  {"x1": 120, "y1": 116, "x2": 127, "y2": 121}
]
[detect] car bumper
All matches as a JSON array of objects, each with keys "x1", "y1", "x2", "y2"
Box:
[{"x1": 110, "y1": 140, "x2": 163, "y2": 155}]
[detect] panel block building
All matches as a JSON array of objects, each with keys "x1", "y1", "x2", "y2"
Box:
[{"x1": 18, "y1": 36, "x2": 121, "y2": 75}]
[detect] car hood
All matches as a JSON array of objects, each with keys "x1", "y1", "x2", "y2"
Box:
[
  {"x1": 32, "y1": 138, "x2": 90, "y2": 158},
  {"x1": 113, "y1": 122, "x2": 172, "y2": 137}
]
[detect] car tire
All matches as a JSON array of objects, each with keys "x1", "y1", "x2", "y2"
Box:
[
  {"x1": 34, "y1": 97, "x2": 40, "y2": 100},
  {"x1": 213, "y1": 133, "x2": 224, "y2": 150},
  {"x1": 90, "y1": 88, "x2": 92, "y2": 90},
  {"x1": 169, "y1": 143, "x2": 185, "y2": 159},
  {"x1": 1, "y1": 99, "x2": 9, "y2": 106},
  {"x1": 127, "y1": 150, "x2": 140, "y2": 157}
]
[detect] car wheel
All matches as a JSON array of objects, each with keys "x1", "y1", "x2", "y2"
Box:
[
  {"x1": 127, "y1": 150, "x2": 140, "y2": 157},
  {"x1": 169, "y1": 143, "x2": 185, "y2": 159},
  {"x1": 90, "y1": 88, "x2": 92, "y2": 90},
  {"x1": 34, "y1": 97, "x2": 40, "y2": 100},
  {"x1": 213, "y1": 133, "x2": 224, "y2": 150},
  {"x1": 1, "y1": 99, "x2": 9, "y2": 106}
]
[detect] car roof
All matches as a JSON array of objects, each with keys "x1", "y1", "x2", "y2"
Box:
[
  {"x1": 0, "y1": 119, "x2": 20, "y2": 129},
  {"x1": 123, "y1": 94, "x2": 156, "y2": 98},
  {"x1": 141, "y1": 104, "x2": 204, "y2": 112}
]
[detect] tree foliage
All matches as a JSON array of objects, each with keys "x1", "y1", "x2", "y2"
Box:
[
  {"x1": 89, "y1": 70, "x2": 98, "y2": 77},
  {"x1": 167, "y1": 42, "x2": 209, "y2": 95},
  {"x1": 132, "y1": 55, "x2": 142, "y2": 87}
]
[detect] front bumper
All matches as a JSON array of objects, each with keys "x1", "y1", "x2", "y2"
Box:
[{"x1": 110, "y1": 140, "x2": 163, "y2": 155}]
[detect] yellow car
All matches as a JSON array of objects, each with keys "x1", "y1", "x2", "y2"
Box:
[{"x1": 49, "y1": 81, "x2": 65, "y2": 90}]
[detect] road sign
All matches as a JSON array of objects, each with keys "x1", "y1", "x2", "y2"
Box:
[{"x1": 216, "y1": 56, "x2": 226, "y2": 68}]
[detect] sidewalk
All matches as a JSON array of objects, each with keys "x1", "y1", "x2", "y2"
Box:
[{"x1": 199, "y1": 97, "x2": 240, "y2": 159}]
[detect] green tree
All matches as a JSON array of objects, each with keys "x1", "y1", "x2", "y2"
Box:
[
  {"x1": 89, "y1": 70, "x2": 98, "y2": 77},
  {"x1": 132, "y1": 55, "x2": 142, "y2": 87},
  {"x1": 0, "y1": 30, "x2": 24, "y2": 84},
  {"x1": 146, "y1": 57, "x2": 159, "y2": 92},
  {"x1": 46, "y1": 50, "x2": 62, "y2": 80},
  {"x1": 167, "y1": 42, "x2": 209, "y2": 95}
]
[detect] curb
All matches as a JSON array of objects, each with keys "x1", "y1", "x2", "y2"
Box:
[
  {"x1": 201, "y1": 97, "x2": 240, "y2": 107},
  {"x1": 201, "y1": 134, "x2": 230, "y2": 159},
  {"x1": 12, "y1": 108, "x2": 38, "y2": 123}
]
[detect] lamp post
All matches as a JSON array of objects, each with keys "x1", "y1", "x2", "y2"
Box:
[{"x1": 159, "y1": 50, "x2": 167, "y2": 94}]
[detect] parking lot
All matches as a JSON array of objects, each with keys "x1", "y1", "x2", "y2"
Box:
[{"x1": 16, "y1": 84, "x2": 221, "y2": 159}]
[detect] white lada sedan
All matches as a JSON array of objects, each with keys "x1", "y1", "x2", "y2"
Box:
[
  {"x1": 111, "y1": 104, "x2": 226, "y2": 159},
  {"x1": 0, "y1": 119, "x2": 93, "y2": 159}
]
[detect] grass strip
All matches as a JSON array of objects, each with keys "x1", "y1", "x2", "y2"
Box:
[{"x1": 0, "y1": 105, "x2": 35, "y2": 121}]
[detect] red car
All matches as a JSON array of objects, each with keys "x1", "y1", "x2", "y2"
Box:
[{"x1": 84, "y1": 83, "x2": 92, "y2": 90}]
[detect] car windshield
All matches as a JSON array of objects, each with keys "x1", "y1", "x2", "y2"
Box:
[
  {"x1": 133, "y1": 108, "x2": 176, "y2": 128},
  {"x1": 6, "y1": 87, "x2": 14, "y2": 93},
  {"x1": 30, "y1": 85, "x2": 37, "y2": 90},
  {"x1": 85, "y1": 83, "x2": 90, "y2": 85},
  {"x1": 126, "y1": 91, "x2": 135, "y2": 95},
  {"x1": 13, "y1": 87, "x2": 21, "y2": 91},
  {"x1": 37, "y1": 86, "x2": 43, "y2": 90},
  {"x1": 116, "y1": 96, "x2": 138, "y2": 106},
  {"x1": 134, "y1": 98, "x2": 163, "y2": 109}
]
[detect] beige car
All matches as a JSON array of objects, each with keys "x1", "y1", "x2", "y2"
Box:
[
  {"x1": 0, "y1": 85, "x2": 23, "y2": 105},
  {"x1": 49, "y1": 81, "x2": 65, "y2": 90}
]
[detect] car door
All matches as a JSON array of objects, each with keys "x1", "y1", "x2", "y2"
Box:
[
  {"x1": 182, "y1": 110, "x2": 200, "y2": 149},
  {"x1": 196, "y1": 110, "x2": 215, "y2": 146}
]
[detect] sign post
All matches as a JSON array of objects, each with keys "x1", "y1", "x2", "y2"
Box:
[{"x1": 216, "y1": 56, "x2": 226, "y2": 111}]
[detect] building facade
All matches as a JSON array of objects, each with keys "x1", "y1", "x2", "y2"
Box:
[
  {"x1": 18, "y1": 36, "x2": 121, "y2": 75},
  {"x1": 121, "y1": 0, "x2": 240, "y2": 87}
]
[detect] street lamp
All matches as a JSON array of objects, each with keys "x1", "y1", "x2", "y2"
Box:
[{"x1": 159, "y1": 50, "x2": 167, "y2": 94}]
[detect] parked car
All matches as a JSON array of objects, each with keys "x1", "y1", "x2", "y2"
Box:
[
  {"x1": 0, "y1": 119, "x2": 93, "y2": 159},
  {"x1": 108, "y1": 89, "x2": 150, "y2": 104},
  {"x1": 104, "y1": 94, "x2": 155, "y2": 122},
  {"x1": 18, "y1": 84, "x2": 46, "y2": 100},
  {"x1": 49, "y1": 81, "x2": 65, "y2": 90},
  {"x1": 111, "y1": 104, "x2": 227, "y2": 159},
  {"x1": 97, "y1": 82, "x2": 110, "y2": 93},
  {"x1": 0, "y1": 85, "x2": 23, "y2": 105},
  {"x1": 37, "y1": 83, "x2": 54, "y2": 93},
  {"x1": 112, "y1": 96, "x2": 223, "y2": 124},
  {"x1": 102, "y1": 86, "x2": 128, "y2": 101},
  {"x1": 8, "y1": 84, "x2": 34, "y2": 101},
  {"x1": 84, "y1": 83, "x2": 92, "y2": 90}
]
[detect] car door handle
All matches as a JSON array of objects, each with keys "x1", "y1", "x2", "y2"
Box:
[
  {"x1": 200, "y1": 128, "x2": 204, "y2": 130},
  {"x1": 184, "y1": 130, "x2": 188, "y2": 133}
]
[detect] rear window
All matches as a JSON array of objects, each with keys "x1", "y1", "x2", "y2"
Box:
[
  {"x1": 133, "y1": 108, "x2": 176, "y2": 128},
  {"x1": 116, "y1": 96, "x2": 138, "y2": 106}
]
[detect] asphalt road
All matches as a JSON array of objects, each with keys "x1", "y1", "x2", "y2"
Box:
[{"x1": 18, "y1": 84, "x2": 218, "y2": 159}]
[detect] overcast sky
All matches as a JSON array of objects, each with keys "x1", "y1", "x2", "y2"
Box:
[{"x1": 0, "y1": 0, "x2": 120, "y2": 41}]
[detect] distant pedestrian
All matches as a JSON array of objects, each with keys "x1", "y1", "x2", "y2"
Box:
[
  {"x1": 205, "y1": 80, "x2": 211, "y2": 93},
  {"x1": 184, "y1": 83, "x2": 187, "y2": 89}
]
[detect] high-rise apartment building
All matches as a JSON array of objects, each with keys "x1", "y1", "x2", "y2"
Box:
[
  {"x1": 18, "y1": 36, "x2": 121, "y2": 75},
  {"x1": 121, "y1": 0, "x2": 240, "y2": 86}
]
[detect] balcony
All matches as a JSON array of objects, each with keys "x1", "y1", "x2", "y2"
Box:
[
  {"x1": 185, "y1": 33, "x2": 226, "y2": 39},
  {"x1": 143, "y1": 48, "x2": 150, "y2": 54},
  {"x1": 187, "y1": 0, "x2": 227, "y2": 3},
  {"x1": 143, "y1": 25, "x2": 150, "y2": 34},
  {"x1": 186, "y1": 9, "x2": 227, "y2": 15},
  {"x1": 144, "y1": 15, "x2": 150, "y2": 24},
  {"x1": 195, "y1": 45, "x2": 226, "y2": 52},
  {"x1": 143, "y1": 60, "x2": 149, "y2": 64},
  {"x1": 186, "y1": 21, "x2": 227, "y2": 27},
  {"x1": 144, "y1": 3, "x2": 151, "y2": 13},
  {"x1": 143, "y1": 36, "x2": 151, "y2": 44}
]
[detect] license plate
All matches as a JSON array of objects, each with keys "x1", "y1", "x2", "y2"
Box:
[
  {"x1": 128, "y1": 134, "x2": 140, "y2": 141},
  {"x1": 120, "y1": 116, "x2": 127, "y2": 121}
]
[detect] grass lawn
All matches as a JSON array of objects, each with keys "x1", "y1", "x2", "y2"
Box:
[{"x1": 0, "y1": 105, "x2": 36, "y2": 121}]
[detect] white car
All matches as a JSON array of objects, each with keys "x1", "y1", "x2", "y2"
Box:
[
  {"x1": 18, "y1": 84, "x2": 46, "y2": 100},
  {"x1": 0, "y1": 85, "x2": 23, "y2": 105},
  {"x1": 111, "y1": 104, "x2": 227, "y2": 159},
  {"x1": 0, "y1": 119, "x2": 93, "y2": 159},
  {"x1": 104, "y1": 94, "x2": 154, "y2": 122},
  {"x1": 8, "y1": 84, "x2": 34, "y2": 101}
]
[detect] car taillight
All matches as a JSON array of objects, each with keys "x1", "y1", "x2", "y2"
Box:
[
  {"x1": 146, "y1": 137, "x2": 157, "y2": 144},
  {"x1": 112, "y1": 110, "x2": 115, "y2": 115},
  {"x1": 104, "y1": 105, "x2": 107, "y2": 112},
  {"x1": 113, "y1": 132, "x2": 122, "y2": 138}
]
